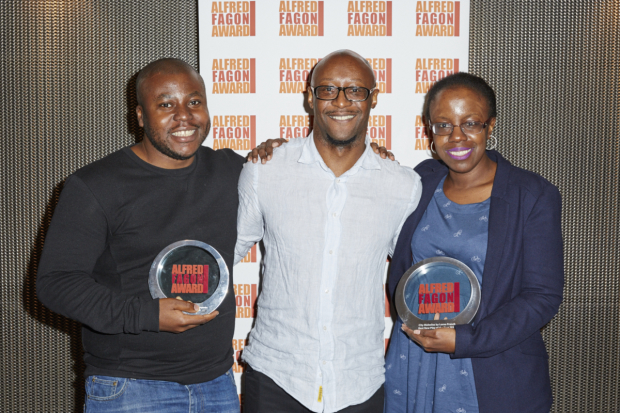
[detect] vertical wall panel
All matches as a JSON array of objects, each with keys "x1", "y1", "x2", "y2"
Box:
[
  {"x1": 1, "y1": 1, "x2": 618, "y2": 411},
  {"x1": 0, "y1": 1, "x2": 198, "y2": 411},
  {"x1": 469, "y1": 1, "x2": 619, "y2": 412}
]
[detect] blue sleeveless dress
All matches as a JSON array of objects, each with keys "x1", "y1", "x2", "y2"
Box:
[{"x1": 385, "y1": 176, "x2": 490, "y2": 413}]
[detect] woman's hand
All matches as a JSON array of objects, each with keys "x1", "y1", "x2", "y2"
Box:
[
  {"x1": 247, "y1": 138, "x2": 287, "y2": 163},
  {"x1": 402, "y1": 324, "x2": 456, "y2": 353}
]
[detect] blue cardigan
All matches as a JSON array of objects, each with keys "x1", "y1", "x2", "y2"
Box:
[{"x1": 388, "y1": 151, "x2": 564, "y2": 413}]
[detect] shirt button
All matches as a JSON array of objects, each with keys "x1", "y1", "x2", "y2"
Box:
[
  {"x1": 336, "y1": 179, "x2": 341, "y2": 183},
  {"x1": 325, "y1": 289, "x2": 329, "y2": 293},
  {"x1": 323, "y1": 326, "x2": 327, "y2": 330},
  {"x1": 332, "y1": 213, "x2": 337, "y2": 217},
  {"x1": 329, "y1": 250, "x2": 333, "y2": 254},
  {"x1": 322, "y1": 361, "x2": 326, "y2": 365}
]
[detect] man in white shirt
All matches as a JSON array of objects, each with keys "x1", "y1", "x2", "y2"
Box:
[{"x1": 235, "y1": 50, "x2": 422, "y2": 413}]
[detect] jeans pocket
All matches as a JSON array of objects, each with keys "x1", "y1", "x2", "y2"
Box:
[
  {"x1": 85, "y1": 376, "x2": 128, "y2": 401},
  {"x1": 225, "y1": 367, "x2": 236, "y2": 388}
]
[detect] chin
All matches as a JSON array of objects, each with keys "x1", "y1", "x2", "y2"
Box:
[
  {"x1": 442, "y1": 156, "x2": 481, "y2": 174},
  {"x1": 324, "y1": 132, "x2": 362, "y2": 147}
]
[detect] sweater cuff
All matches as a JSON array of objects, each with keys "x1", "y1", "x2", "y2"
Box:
[{"x1": 139, "y1": 297, "x2": 160, "y2": 332}]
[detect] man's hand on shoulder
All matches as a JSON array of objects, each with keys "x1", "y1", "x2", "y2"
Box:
[
  {"x1": 370, "y1": 142, "x2": 396, "y2": 161},
  {"x1": 247, "y1": 138, "x2": 288, "y2": 164},
  {"x1": 159, "y1": 298, "x2": 218, "y2": 333}
]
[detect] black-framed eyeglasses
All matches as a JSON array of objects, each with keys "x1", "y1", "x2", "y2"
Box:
[
  {"x1": 311, "y1": 85, "x2": 375, "y2": 102},
  {"x1": 429, "y1": 118, "x2": 492, "y2": 136}
]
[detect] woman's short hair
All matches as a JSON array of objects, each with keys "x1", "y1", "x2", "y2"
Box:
[{"x1": 423, "y1": 72, "x2": 497, "y2": 121}]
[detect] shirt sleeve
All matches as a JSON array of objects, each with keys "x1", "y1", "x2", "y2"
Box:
[
  {"x1": 234, "y1": 162, "x2": 265, "y2": 265},
  {"x1": 389, "y1": 170, "x2": 423, "y2": 257},
  {"x1": 36, "y1": 175, "x2": 159, "y2": 334}
]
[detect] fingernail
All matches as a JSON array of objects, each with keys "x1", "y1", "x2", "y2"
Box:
[
  {"x1": 413, "y1": 330, "x2": 421, "y2": 335},
  {"x1": 194, "y1": 304, "x2": 199, "y2": 311}
]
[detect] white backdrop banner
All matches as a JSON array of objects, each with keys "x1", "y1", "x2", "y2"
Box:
[{"x1": 197, "y1": 0, "x2": 470, "y2": 399}]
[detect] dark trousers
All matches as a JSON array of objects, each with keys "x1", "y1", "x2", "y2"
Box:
[{"x1": 244, "y1": 364, "x2": 384, "y2": 413}]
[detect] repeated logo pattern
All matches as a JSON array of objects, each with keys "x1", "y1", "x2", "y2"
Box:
[{"x1": 198, "y1": 0, "x2": 471, "y2": 397}]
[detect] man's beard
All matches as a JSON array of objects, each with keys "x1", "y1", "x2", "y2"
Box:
[
  {"x1": 324, "y1": 133, "x2": 359, "y2": 147},
  {"x1": 144, "y1": 125, "x2": 207, "y2": 161}
]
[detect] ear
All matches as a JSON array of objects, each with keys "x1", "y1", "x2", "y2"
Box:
[
  {"x1": 136, "y1": 105, "x2": 144, "y2": 128},
  {"x1": 370, "y1": 89, "x2": 378, "y2": 109},
  {"x1": 487, "y1": 117, "x2": 497, "y2": 136},
  {"x1": 307, "y1": 86, "x2": 314, "y2": 110},
  {"x1": 422, "y1": 115, "x2": 432, "y2": 138}
]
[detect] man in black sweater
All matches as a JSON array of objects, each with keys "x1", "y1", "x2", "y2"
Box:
[{"x1": 37, "y1": 58, "x2": 244, "y2": 412}]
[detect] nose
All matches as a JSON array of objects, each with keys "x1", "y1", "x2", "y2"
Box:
[
  {"x1": 448, "y1": 125, "x2": 467, "y2": 142},
  {"x1": 174, "y1": 105, "x2": 192, "y2": 121},
  {"x1": 331, "y1": 88, "x2": 352, "y2": 108}
]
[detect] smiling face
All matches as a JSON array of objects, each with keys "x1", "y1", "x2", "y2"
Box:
[
  {"x1": 136, "y1": 69, "x2": 210, "y2": 168},
  {"x1": 428, "y1": 86, "x2": 496, "y2": 175},
  {"x1": 308, "y1": 52, "x2": 378, "y2": 147}
]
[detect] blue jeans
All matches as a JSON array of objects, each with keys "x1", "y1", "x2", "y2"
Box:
[{"x1": 84, "y1": 368, "x2": 239, "y2": 413}]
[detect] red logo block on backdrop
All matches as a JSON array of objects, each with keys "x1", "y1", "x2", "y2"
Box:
[
  {"x1": 279, "y1": 1, "x2": 324, "y2": 36},
  {"x1": 414, "y1": 115, "x2": 430, "y2": 151},
  {"x1": 211, "y1": 1, "x2": 256, "y2": 37},
  {"x1": 347, "y1": 1, "x2": 392, "y2": 36},
  {"x1": 415, "y1": 58, "x2": 459, "y2": 94},
  {"x1": 239, "y1": 244, "x2": 257, "y2": 263},
  {"x1": 212, "y1": 115, "x2": 256, "y2": 151},
  {"x1": 415, "y1": 1, "x2": 460, "y2": 36},
  {"x1": 366, "y1": 58, "x2": 392, "y2": 94},
  {"x1": 368, "y1": 115, "x2": 391, "y2": 150},
  {"x1": 279, "y1": 58, "x2": 320, "y2": 93},
  {"x1": 280, "y1": 115, "x2": 313, "y2": 140},
  {"x1": 232, "y1": 338, "x2": 249, "y2": 373},
  {"x1": 234, "y1": 283, "x2": 258, "y2": 318},
  {"x1": 212, "y1": 58, "x2": 256, "y2": 94}
]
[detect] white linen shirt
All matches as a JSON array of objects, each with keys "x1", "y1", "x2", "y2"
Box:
[{"x1": 234, "y1": 134, "x2": 422, "y2": 412}]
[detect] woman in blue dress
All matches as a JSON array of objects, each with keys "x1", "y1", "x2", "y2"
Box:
[{"x1": 385, "y1": 73, "x2": 564, "y2": 413}]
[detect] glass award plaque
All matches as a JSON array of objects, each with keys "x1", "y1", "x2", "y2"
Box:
[
  {"x1": 395, "y1": 256, "x2": 481, "y2": 330},
  {"x1": 148, "y1": 240, "x2": 229, "y2": 315}
]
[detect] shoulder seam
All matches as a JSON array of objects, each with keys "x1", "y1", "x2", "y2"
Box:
[{"x1": 67, "y1": 174, "x2": 112, "y2": 234}]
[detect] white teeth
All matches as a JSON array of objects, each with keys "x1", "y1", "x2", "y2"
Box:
[
  {"x1": 451, "y1": 149, "x2": 471, "y2": 156},
  {"x1": 330, "y1": 115, "x2": 354, "y2": 120},
  {"x1": 172, "y1": 130, "x2": 195, "y2": 137}
]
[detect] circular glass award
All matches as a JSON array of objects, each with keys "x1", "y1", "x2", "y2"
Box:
[
  {"x1": 148, "y1": 240, "x2": 229, "y2": 315},
  {"x1": 395, "y1": 256, "x2": 481, "y2": 330}
]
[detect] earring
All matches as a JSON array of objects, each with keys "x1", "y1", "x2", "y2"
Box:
[
  {"x1": 486, "y1": 135, "x2": 497, "y2": 151},
  {"x1": 430, "y1": 141, "x2": 436, "y2": 154}
]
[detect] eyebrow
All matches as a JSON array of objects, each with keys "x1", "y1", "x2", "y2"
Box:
[
  {"x1": 432, "y1": 114, "x2": 487, "y2": 121},
  {"x1": 317, "y1": 78, "x2": 366, "y2": 83},
  {"x1": 155, "y1": 91, "x2": 204, "y2": 100}
]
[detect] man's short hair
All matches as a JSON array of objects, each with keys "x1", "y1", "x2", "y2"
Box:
[{"x1": 135, "y1": 58, "x2": 203, "y2": 106}]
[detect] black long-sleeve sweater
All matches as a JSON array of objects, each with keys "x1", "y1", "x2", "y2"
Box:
[{"x1": 37, "y1": 146, "x2": 244, "y2": 384}]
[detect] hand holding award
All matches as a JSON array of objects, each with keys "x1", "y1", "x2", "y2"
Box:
[
  {"x1": 395, "y1": 257, "x2": 481, "y2": 352},
  {"x1": 149, "y1": 241, "x2": 230, "y2": 332}
]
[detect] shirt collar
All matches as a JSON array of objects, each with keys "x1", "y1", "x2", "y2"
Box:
[{"x1": 298, "y1": 132, "x2": 381, "y2": 175}]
